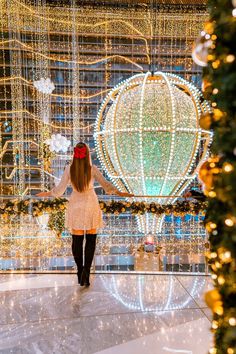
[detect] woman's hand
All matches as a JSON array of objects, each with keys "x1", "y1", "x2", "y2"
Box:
[
  {"x1": 118, "y1": 191, "x2": 134, "y2": 198},
  {"x1": 35, "y1": 191, "x2": 52, "y2": 198}
]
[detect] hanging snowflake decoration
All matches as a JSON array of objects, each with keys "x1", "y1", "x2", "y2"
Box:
[
  {"x1": 33, "y1": 78, "x2": 55, "y2": 94},
  {"x1": 45, "y1": 134, "x2": 71, "y2": 153}
]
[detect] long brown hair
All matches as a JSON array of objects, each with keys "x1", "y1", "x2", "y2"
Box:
[{"x1": 70, "y1": 142, "x2": 92, "y2": 192}]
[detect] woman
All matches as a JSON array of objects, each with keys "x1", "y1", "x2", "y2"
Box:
[{"x1": 36, "y1": 142, "x2": 132, "y2": 286}]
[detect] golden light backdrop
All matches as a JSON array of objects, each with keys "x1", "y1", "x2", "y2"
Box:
[{"x1": 0, "y1": 0, "x2": 209, "y2": 271}]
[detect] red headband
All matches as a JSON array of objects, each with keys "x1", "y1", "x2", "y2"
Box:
[{"x1": 74, "y1": 146, "x2": 87, "y2": 159}]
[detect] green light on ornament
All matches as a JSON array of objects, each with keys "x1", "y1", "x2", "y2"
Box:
[{"x1": 95, "y1": 72, "x2": 212, "y2": 234}]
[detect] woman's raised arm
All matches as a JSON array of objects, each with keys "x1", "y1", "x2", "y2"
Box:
[
  {"x1": 36, "y1": 165, "x2": 70, "y2": 198},
  {"x1": 92, "y1": 165, "x2": 133, "y2": 197}
]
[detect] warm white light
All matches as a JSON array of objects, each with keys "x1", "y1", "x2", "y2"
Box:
[
  {"x1": 227, "y1": 348, "x2": 234, "y2": 354},
  {"x1": 229, "y1": 317, "x2": 236, "y2": 326},
  {"x1": 223, "y1": 163, "x2": 233, "y2": 173},
  {"x1": 209, "y1": 348, "x2": 217, "y2": 354},
  {"x1": 212, "y1": 320, "x2": 218, "y2": 329},
  {"x1": 226, "y1": 54, "x2": 235, "y2": 63},
  {"x1": 225, "y1": 218, "x2": 234, "y2": 227}
]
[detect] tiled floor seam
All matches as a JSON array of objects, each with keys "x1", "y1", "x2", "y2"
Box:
[
  {"x1": 0, "y1": 305, "x2": 208, "y2": 327},
  {"x1": 174, "y1": 275, "x2": 212, "y2": 323}
]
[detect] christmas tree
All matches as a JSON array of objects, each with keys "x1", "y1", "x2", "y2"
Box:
[{"x1": 199, "y1": 1, "x2": 236, "y2": 353}]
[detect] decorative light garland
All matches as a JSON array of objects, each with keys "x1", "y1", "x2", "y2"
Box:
[
  {"x1": 0, "y1": 198, "x2": 207, "y2": 237},
  {"x1": 0, "y1": 198, "x2": 207, "y2": 218}
]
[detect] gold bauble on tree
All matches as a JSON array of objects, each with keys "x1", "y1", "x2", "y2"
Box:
[
  {"x1": 205, "y1": 289, "x2": 223, "y2": 315},
  {"x1": 198, "y1": 161, "x2": 214, "y2": 192},
  {"x1": 201, "y1": 78, "x2": 212, "y2": 93},
  {"x1": 204, "y1": 21, "x2": 215, "y2": 35},
  {"x1": 213, "y1": 108, "x2": 225, "y2": 122},
  {"x1": 199, "y1": 112, "x2": 213, "y2": 130},
  {"x1": 199, "y1": 156, "x2": 220, "y2": 193}
]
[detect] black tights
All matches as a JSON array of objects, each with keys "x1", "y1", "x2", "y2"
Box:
[{"x1": 72, "y1": 234, "x2": 97, "y2": 275}]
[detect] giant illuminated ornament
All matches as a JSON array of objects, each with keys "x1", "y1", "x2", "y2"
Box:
[{"x1": 94, "y1": 72, "x2": 212, "y2": 234}]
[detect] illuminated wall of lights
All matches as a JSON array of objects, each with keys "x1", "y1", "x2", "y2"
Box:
[
  {"x1": 0, "y1": 0, "x2": 208, "y2": 198},
  {"x1": 0, "y1": 0, "x2": 209, "y2": 270}
]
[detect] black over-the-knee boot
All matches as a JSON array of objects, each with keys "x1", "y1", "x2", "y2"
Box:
[
  {"x1": 72, "y1": 235, "x2": 84, "y2": 284},
  {"x1": 80, "y1": 234, "x2": 97, "y2": 286}
]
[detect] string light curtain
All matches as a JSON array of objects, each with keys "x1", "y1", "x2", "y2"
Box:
[{"x1": 0, "y1": 0, "x2": 208, "y2": 271}]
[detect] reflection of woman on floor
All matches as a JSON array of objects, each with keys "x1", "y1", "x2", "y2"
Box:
[{"x1": 36, "y1": 142, "x2": 132, "y2": 286}]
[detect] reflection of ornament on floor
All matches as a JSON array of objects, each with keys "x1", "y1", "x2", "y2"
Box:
[
  {"x1": 95, "y1": 72, "x2": 212, "y2": 235},
  {"x1": 101, "y1": 274, "x2": 206, "y2": 312},
  {"x1": 33, "y1": 77, "x2": 55, "y2": 94},
  {"x1": 45, "y1": 134, "x2": 71, "y2": 153}
]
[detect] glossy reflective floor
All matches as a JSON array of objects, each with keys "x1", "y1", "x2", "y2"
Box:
[{"x1": 0, "y1": 274, "x2": 213, "y2": 354}]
